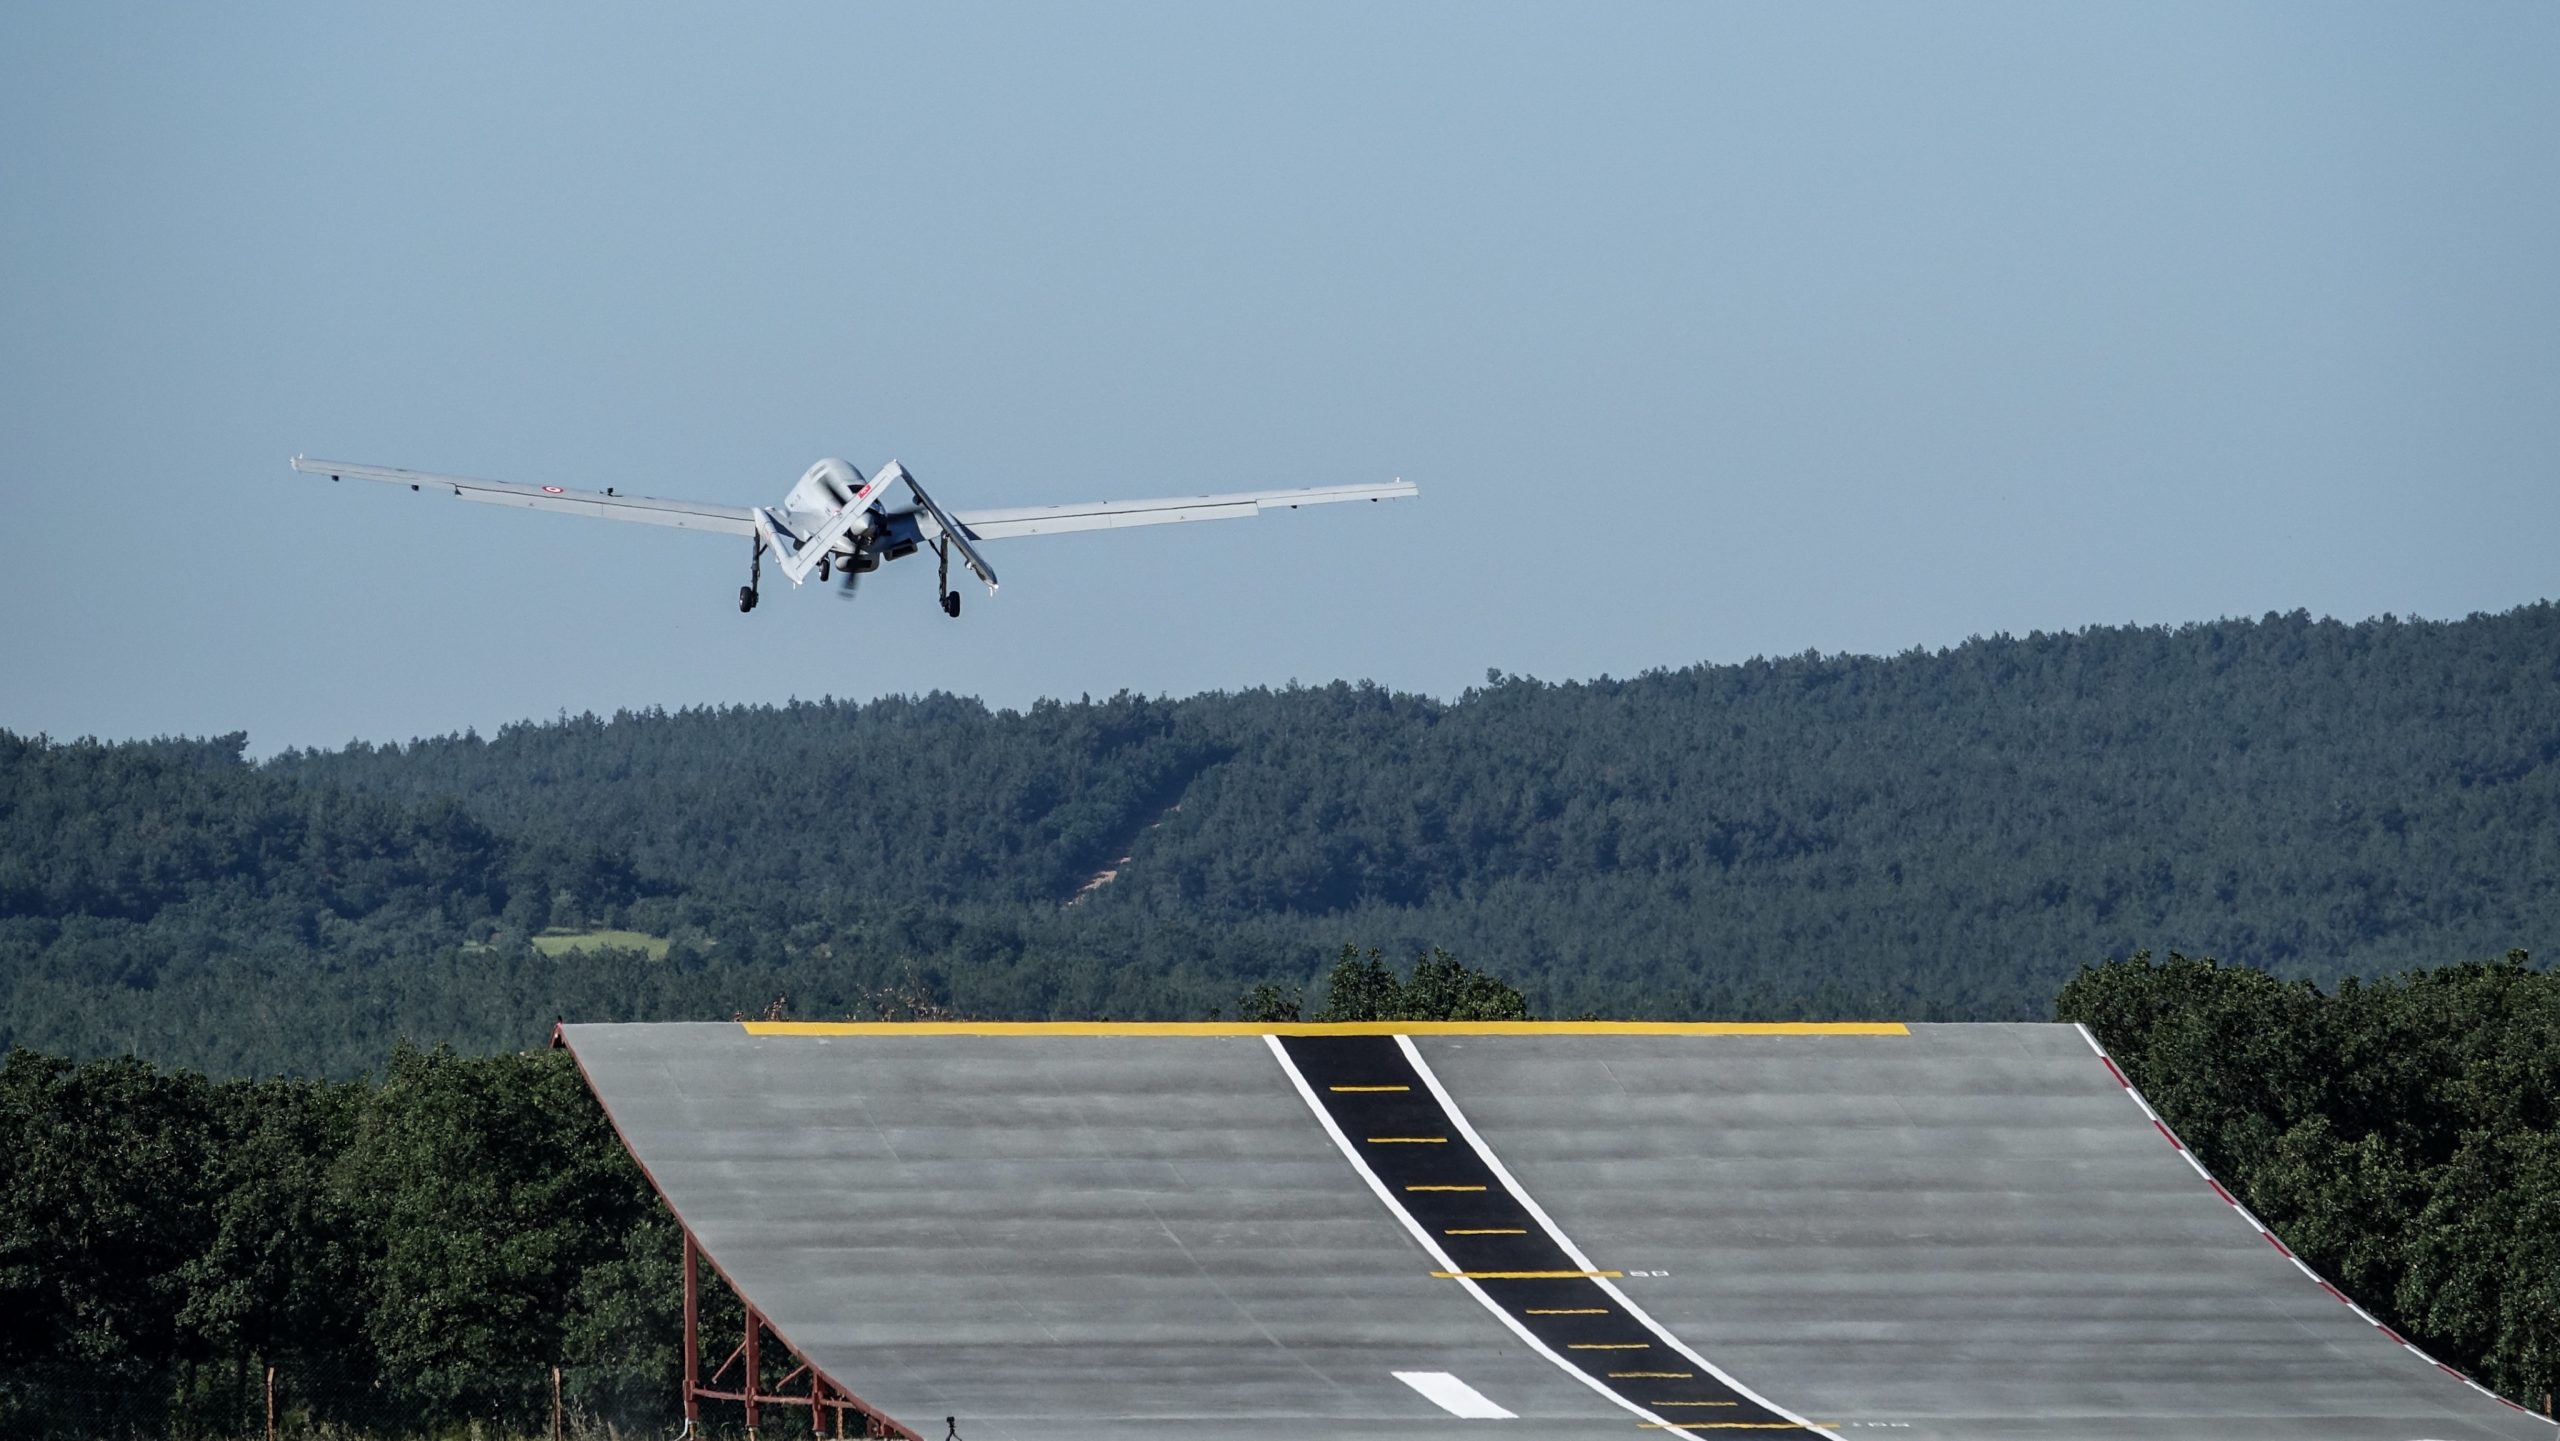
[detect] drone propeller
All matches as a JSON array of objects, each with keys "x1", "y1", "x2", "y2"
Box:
[{"x1": 834, "y1": 559, "x2": 862, "y2": 601}]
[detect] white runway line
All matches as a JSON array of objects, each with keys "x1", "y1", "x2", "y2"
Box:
[{"x1": 1393, "y1": 1371, "x2": 1518, "y2": 1420}]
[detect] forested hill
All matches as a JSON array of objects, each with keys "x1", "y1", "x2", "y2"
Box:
[{"x1": 7, "y1": 604, "x2": 2559, "y2": 1074}]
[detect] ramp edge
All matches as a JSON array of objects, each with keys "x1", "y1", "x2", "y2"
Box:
[
  {"x1": 554, "y1": 1025, "x2": 925, "y2": 1441},
  {"x1": 2069, "y1": 1022, "x2": 2548, "y2": 1423}
]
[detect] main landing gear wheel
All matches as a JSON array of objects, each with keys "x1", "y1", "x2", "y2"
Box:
[
  {"x1": 932, "y1": 538, "x2": 961, "y2": 618},
  {"x1": 738, "y1": 586, "x2": 758, "y2": 613},
  {"x1": 739, "y1": 535, "x2": 764, "y2": 613}
]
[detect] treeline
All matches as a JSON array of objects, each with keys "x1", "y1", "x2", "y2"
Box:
[
  {"x1": 8, "y1": 605, "x2": 2560, "y2": 1075},
  {"x1": 2058, "y1": 949, "x2": 2560, "y2": 1405},
  {"x1": 0, "y1": 731, "x2": 654, "y2": 1076},
  {"x1": 1234, "y1": 945, "x2": 1533, "y2": 1023},
  {"x1": 0, "y1": 1042, "x2": 673, "y2": 1437}
]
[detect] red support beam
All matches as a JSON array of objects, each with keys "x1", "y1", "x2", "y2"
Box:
[
  {"x1": 676, "y1": 1224, "x2": 921, "y2": 1441},
  {"x1": 743, "y1": 1306, "x2": 763, "y2": 1434},
  {"x1": 681, "y1": 1232, "x2": 702, "y2": 1431}
]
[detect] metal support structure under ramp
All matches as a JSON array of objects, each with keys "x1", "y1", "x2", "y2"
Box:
[{"x1": 680, "y1": 1229, "x2": 918, "y2": 1440}]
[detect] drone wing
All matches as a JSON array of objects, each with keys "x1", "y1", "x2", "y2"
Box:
[
  {"x1": 289, "y1": 456, "x2": 758, "y2": 536},
  {"x1": 945, "y1": 479, "x2": 1418, "y2": 541}
]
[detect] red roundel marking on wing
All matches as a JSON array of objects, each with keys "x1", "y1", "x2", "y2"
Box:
[{"x1": 542, "y1": 485, "x2": 566, "y2": 494}]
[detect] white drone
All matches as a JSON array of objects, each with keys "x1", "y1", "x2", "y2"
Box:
[{"x1": 289, "y1": 454, "x2": 1417, "y2": 616}]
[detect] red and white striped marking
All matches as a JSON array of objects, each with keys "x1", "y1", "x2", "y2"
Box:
[{"x1": 2069, "y1": 1024, "x2": 2535, "y2": 1415}]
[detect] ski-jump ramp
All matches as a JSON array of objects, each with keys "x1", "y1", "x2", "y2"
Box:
[{"x1": 557, "y1": 1020, "x2": 2553, "y2": 1441}]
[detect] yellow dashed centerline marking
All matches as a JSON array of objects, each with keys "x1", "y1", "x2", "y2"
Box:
[
  {"x1": 1526, "y1": 1307, "x2": 1609, "y2": 1315},
  {"x1": 1569, "y1": 1342, "x2": 1651, "y2": 1350},
  {"x1": 1328, "y1": 1084, "x2": 1409, "y2": 1092},
  {"x1": 1407, "y1": 1184, "x2": 1485, "y2": 1192},
  {"x1": 1367, "y1": 1136, "x2": 1448, "y2": 1144},
  {"x1": 1446, "y1": 1227, "x2": 1528, "y2": 1235},
  {"x1": 1639, "y1": 1425, "x2": 1836, "y2": 1432},
  {"x1": 1652, "y1": 1401, "x2": 1738, "y2": 1407},
  {"x1": 1434, "y1": 1269, "x2": 1624, "y2": 1279},
  {"x1": 1609, "y1": 1371, "x2": 1692, "y2": 1379}
]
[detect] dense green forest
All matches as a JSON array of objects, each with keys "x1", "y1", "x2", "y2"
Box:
[
  {"x1": 5, "y1": 605, "x2": 2559, "y2": 1074},
  {"x1": 0, "y1": 1041, "x2": 675, "y2": 1437},
  {"x1": 1, "y1": 953, "x2": 2550, "y2": 1436}
]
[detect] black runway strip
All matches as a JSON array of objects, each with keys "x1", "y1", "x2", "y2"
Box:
[{"x1": 1275, "y1": 1034, "x2": 1810, "y2": 1431}]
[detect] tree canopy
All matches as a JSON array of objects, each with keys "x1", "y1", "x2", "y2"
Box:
[
  {"x1": 0, "y1": 1045, "x2": 672, "y2": 1436},
  {"x1": 5, "y1": 604, "x2": 2558, "y2": 1074}
]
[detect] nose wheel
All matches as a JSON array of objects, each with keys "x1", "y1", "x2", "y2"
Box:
[{"x1": 941, "y1": 591, "x2": 961, "y2": 618}]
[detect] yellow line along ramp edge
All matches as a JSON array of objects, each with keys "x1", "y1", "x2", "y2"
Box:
[{"x1": 741, "y1": 1020, "x2": 1911, "y2": 1037}]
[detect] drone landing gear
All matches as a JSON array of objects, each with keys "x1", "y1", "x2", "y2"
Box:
[
  {"x1": 739, "y1": 535, "x2": 763, "y2": 613},
  {"x1": 934, "y1": 538, "x2": 961, "y2": 619}
]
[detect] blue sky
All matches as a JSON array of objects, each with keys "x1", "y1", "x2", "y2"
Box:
[{"x1": 3, "y1": 3, "x2": 2554, "y2": 753}]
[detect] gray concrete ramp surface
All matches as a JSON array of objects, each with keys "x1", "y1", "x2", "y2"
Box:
[{"x1": 558, "y1": 1020, "x2": 2554, "y2": 1441}]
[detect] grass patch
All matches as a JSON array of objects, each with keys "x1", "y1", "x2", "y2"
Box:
[{"x1": 531, "y1": 929, "x2": 670, "y2": 961}]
